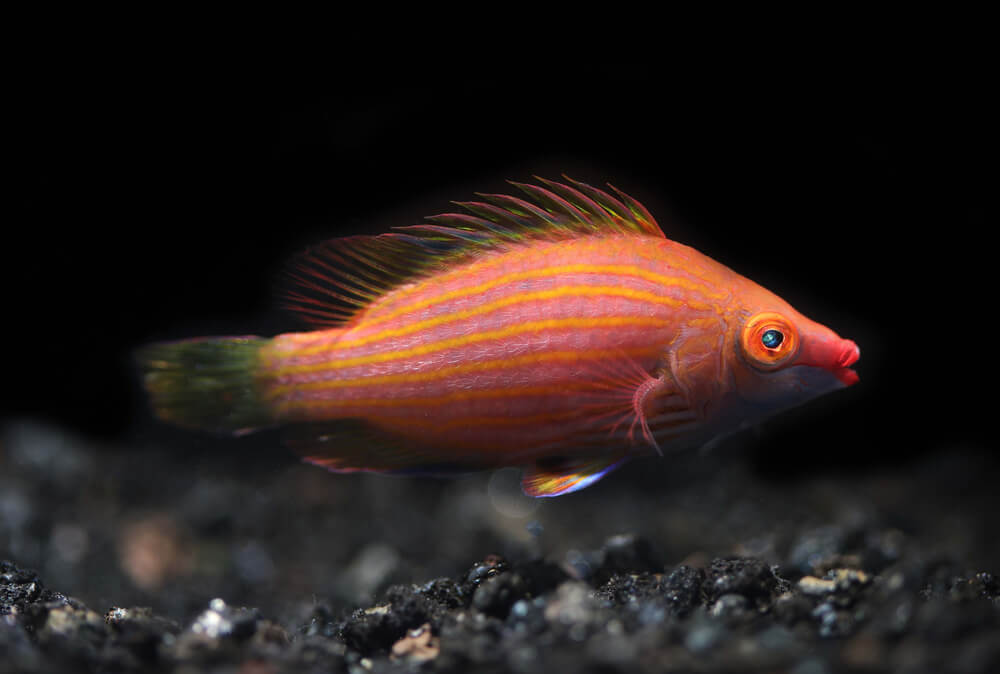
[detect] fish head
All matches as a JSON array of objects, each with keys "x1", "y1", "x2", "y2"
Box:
[{"x1": 724, "y1": 285, "x2": 860, "y2": 420}]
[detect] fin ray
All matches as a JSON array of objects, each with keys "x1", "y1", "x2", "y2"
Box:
[
  {"x1": 571, "y1": 351, "x2": 694, "y2": 455},
  {"x1": 136, "y1": 337, "x2": 271, "y2": 433},
  {"x1": 285, "y1": 420, "x2": 486, "y2": 476},
  {"x1": 521, "y1": 455, "x2": 630, "y2": 497},
  {"x1": 281, "y1": 178, "x2": 665, "y2": 326}
]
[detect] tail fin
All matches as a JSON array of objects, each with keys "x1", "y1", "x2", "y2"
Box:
[{"x1": 136, "y1": 336, "x2": 272, "y2": 434}]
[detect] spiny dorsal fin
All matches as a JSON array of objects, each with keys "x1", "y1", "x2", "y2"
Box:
[{"x1": 283, "y1": 176, "x2": 664, "y2": 326}]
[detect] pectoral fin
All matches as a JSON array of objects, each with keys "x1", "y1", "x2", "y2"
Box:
[
  {"x1": 575, "y1": 353, "x2": 697, "y2": 455},
  {"x1": 521, "y1": 454, "x2": 630, "y2": 497}
]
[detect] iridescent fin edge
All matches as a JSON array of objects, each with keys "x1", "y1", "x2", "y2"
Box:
[{"x1": 520, "y1": 454, "x2": 631, "y2": 498}]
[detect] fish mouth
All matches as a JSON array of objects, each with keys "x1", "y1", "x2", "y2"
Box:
[
  {"x1": 832, "y1": 341, "x2": 860, "y2": 386},
  {"x1": 834, "y1": 366, "x2": 859, "y2": 386}
]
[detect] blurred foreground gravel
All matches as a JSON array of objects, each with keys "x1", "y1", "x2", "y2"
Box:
[{"x1": 2, "y1": 421, "x2": 998, "y2": 673}]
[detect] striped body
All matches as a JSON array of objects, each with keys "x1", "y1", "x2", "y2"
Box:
[{"x1": 260, "y1": 235, "x2": 734, "y2": 464}]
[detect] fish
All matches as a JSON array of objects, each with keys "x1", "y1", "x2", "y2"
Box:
[{"x1": 137, "y1": 177, "x2": 860, "y2": 497}]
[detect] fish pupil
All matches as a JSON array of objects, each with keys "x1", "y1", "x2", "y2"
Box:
[{"x1": 761, "y1": 329, "x2": 784, "y2": 349}]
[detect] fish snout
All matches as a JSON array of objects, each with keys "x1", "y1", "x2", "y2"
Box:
[{"x1": 796, "y1": 332, "x2": 861, "y2": 386}]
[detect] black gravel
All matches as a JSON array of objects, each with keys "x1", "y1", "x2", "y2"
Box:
[{"x1": 2, "y1": 421, "x2": 999, "y2": 672}]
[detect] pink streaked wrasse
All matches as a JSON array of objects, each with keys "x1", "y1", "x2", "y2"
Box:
[{"x1": 138, "y1": 177, "x2": 860, "y2": 496}]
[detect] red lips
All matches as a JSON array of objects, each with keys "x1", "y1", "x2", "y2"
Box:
[
  {"x1": 797, "y1": 335, "x2": 860, "y2": 386},
  {"x1": 832, "y1": 340, "x2": 860, "y2": 386},
  {"x1": 837, "y1": 341, "x2": 861, "y2": 368}
]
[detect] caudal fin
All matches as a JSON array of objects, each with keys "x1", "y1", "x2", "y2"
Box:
[{"x1": 136, "y1": 336, "x2": 272, "y2": 434}]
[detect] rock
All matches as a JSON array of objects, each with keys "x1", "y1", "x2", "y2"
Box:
[
  {"x1": 590, "y1": 534, "x2": 663, "y2": 584},
  {"x1": 465, "y1": 554, "x2": 509, "y2": 587},
  {"x1": 189, "y1": 598, "x2": 260, "y2": 640},
  {"x1": 594, "y1": 564, "x2": 703, "y2": 631},
  {"x1": 103, "y1": 606, "x2": 180, "y2": 670},
  {"x1": 340, "y1": 579, "x2": 468, "y2": 655},
  {"x1": 705, "y1": 557, "x2": 785, "y2": 607},
  {"x1": 473, "y1": 572, "x2": 527, "y2": 618},
  {"x1": 389, "y1": 622, "x2": 439, "y2": 663},
  {"x1": 163, "y1": 596, "x2": 293, "y2": 670},
  {"x1": 594, "y1": 572, "x2": 663, "y2": 606},
  {"x1": 773, "y1": 592, "x2": 815, "y2": 627},
  {"x1": 798, "y1": 576, "x2": 838, "y2": 595},
  {"x1": 663, "y1": 564, "x2": 705, "y2": 616},
  {"x1": 415, "y1": 577, "x2": 468, "y2": 610},
  {"x1": 709, "y1": 593, "x2": 749, "y2": 619},
  {"x1": 1, "y1": 561, "x2": 49, "y2": 614}
]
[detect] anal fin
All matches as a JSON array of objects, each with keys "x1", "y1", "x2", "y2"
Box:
[
  {"x1": 521, "y1": 454, "x2": 629, "y2": 498},
  {"x1": 285, "y1": 420, "x2": 474, "y2": 476}
]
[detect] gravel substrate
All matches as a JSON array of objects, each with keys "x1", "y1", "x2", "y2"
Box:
[{"x1": 2, "y1": 422, "x2": 998, "y2": 673}]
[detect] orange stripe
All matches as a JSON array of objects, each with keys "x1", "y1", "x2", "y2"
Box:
[
  {"x1": 329, "y1": 285, "x2": 711, "y2": 351},
  {"x1": 266, "y1": 345, "x2": 659, "y2": 397},
  {"x1": 345, "y1": 263, "x2": 726, "y2": 340},
  {"x1": 272, "y1": 316, "x2": 671, "y2": 376},
  {"x1": 358, "y1": 240, "x2": 626, "y2": 316},
  {"x1": 394, "y1": 409, "x2": 586, "y2": 432},
  {"x1": 283, "y1": 383, "x2": 596, "y2": 410},
  {"x1": 359, "y1": 237, "x2": 720, "y2": 321}
]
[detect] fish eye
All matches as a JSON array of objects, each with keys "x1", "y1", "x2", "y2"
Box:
[
  {"x1": 761, "y1": 329, "x2": 783, "y2": 349},
  {"x1": 742, "y1": 313, "x2": 798, "y2": 370}
]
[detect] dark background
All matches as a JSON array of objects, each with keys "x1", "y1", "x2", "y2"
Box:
[
  {"x1": 10, "y1": 48, "x2": 993, "y2": 473},
  {"x1": 5, "y1": 37, "x2": 999, "y2": 640}
]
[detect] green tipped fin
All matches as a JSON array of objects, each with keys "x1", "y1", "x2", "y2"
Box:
[{"x1": 136, "y1": 336, "x2": 271, "y2": 434}]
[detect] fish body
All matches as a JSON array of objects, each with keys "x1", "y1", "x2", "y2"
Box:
[{"x1": 140, "y1": 178, "x2": 859, "y2": 496}]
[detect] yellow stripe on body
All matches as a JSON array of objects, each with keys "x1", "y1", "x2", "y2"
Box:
[
  {"x1": 356, "y1": 235, "x2": 726, "y2": 323},
  {"x1": 386, "y1": 409, "x2": 589, "y2": 432},
  {"x1": 266, "y1": 345, "x2": 660, "y2": 397},
  {"x1": 285, "y1": 383, "x2": 595, "y2": 409},
  {"x1": 330, "y1": 285, "x2": 712, "y2": 351},
  {"x1": 292, "y1": 263, "x2": 727, "y2": 358},
  {"x1": 272, "y1": 315, "x2": 671, "y2": 377}
]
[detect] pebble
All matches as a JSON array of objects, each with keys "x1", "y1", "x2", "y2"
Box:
[
  {"x1": 710, "y1": 593, "x2": 749, "y2": 619},
  {"x1": 2, "y1": 528, "x2": 998, "y2": 673},
  {"x1": 799, "y1": 576, "x2": 837, "y2": 595},
  {"x1": 473, "y1": 572, "x2": 527, "y2": 618}
]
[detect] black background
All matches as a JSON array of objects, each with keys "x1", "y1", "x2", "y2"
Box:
[{"x1": 9, "y1": 41, "x2": 994, "y2": 477}]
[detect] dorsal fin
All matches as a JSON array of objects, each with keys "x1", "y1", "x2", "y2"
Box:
[{"x1": 282, "y1": 176, "x2": 664, "y2": 326}]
